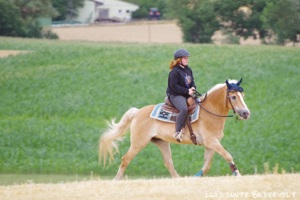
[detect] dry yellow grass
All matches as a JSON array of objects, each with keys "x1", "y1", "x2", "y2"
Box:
[
  {"x1": 0, "y1": 50, "x2": 29, "y2": 58},
  {"x1": 0, "y1": 174, "x2": 299, "y2": 200},
  {"x1": 52, "y1": 21, "x2": 182, "y2": 43}
]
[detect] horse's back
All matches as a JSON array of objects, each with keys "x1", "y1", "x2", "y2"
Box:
[{"x1": 134, "y1": 105, "x2": 155, "y2": 119}]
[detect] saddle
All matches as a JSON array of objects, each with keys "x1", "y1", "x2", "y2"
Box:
[
  {"x1": 162, "y1": 97, "x2": 197, "y2": 115},
  {"x1": 162, "y1": 97, "x2": 198, "y2": 145}
]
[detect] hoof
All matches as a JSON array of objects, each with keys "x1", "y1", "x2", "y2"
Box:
[
  {"x1": 233, "y1": 170, "x2": 241, "y2": 176},
  {"x1": 195, "y1": 170, "x2": 203, "y2": 177}
]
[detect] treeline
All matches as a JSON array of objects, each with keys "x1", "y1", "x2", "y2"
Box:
[
  {"x1": 0, "y1": 0, "x2": 58, "y2": 39},
  {"x1": 1, "y1": 0, "x2": 299, "y2": 45},
  {"x1": 0, "y1": 0, "x2": 84, "y2": 39},
  {"x1": 128, "y1": 0, "x2": 300, "y2": 45}
]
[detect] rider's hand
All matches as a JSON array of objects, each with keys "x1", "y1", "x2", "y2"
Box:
[{"x1": 188, "y1": 88, "x2": 195, "y2": 96}]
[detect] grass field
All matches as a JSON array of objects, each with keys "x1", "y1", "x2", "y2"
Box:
[{"x1": 0, "y1": 36, "x2": 299, "y2": 183}]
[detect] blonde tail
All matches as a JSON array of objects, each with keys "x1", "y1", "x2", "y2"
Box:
[{"x1": 99, "y1": 107, "x2": 139, "y2": 166}]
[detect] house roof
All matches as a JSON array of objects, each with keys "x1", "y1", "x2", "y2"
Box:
[
  {"x1": 89, "y1": 0, "x2": 103, "y2": 5},
  {"x1": 99, "y1": 0, "x2": 138, "y2": 9},
  {"x1": 114, "y1": 0, "x2": 139, "y2": 9}
]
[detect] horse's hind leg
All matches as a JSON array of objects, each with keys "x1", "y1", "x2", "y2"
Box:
[
  {"x1": 114, "y1": 142, "x2": 149, "y2": 180},
  {"x1": 114, "y1": 126, "x2": 153, "y2": 180},
  {"x1": 151, "y1": 138, "x2": 180, "y2": 178}
]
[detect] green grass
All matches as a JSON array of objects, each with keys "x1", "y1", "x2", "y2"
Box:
[{"x1": 0, "y1": 37, "x2": 299, "y2": 182}]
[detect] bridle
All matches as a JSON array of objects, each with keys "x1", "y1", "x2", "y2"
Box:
[
  {"x1": 226, "y1": 90, "x2": 239, "y2": 115},
  {"x1": 194, "y1": 89, "x2": 241, "y2": 119}
]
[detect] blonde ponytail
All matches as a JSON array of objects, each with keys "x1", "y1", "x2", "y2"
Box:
[{"x1": 169, "y1": 58, "x2": 181, "y2": 70}]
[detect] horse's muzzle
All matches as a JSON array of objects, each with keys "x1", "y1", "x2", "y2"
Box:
[{"x1": 237, "y1": 109, "x2": 250, "y2": 120}]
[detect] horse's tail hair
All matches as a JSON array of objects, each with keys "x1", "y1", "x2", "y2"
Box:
[{"x1": 99, "y1": 107, "x2": 139, "y2": 167}]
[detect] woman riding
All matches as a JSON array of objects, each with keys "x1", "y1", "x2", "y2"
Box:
[{"x1": 166, "y1": 49, "x2": 196, "y2": 140}]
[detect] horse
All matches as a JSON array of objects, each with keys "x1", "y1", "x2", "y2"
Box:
[{"x1": 99, "y1": 79, "x2": 250, "y2": 180}]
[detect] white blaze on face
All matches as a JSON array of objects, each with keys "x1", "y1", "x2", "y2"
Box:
[
  {"x1": 235, "y1": 92, "x2": 250, "y2": 119},
  {"x1": 237, "y1": 92, "x2": 249, "y2": 110}
]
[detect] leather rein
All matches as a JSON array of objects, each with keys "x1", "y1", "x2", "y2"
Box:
[{"x1": 194, "y1": 90, "x2": 238, "y2": 118}]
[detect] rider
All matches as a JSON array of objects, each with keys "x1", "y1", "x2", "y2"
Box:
[{"x1": 166, "y1": 49, "x2": 196, "y2": 140}]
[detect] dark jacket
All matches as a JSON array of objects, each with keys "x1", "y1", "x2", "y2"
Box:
[{"x1": 166, "y1": 65, "x2": 196, "y2": 98}]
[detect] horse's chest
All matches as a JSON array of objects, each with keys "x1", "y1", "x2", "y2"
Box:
[{"x1": 198, "y1": 123, "x2": 225, "y2": 141}]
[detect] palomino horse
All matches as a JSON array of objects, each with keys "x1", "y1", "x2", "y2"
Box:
[{"x1": 99, "y1": 79, "x2": 250, "y2": 179}]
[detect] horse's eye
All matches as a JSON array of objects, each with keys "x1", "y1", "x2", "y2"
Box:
[{"x1": 231, "y1": 96, "x2": 236, "y2": 100}]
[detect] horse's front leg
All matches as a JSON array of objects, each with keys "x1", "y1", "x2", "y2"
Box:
[
  {"x1": 206, "y1": 139, "x2": 241, "y2": 176},
  {"x1": 195, "y1": 147, "x2": 215, "y2": 177}
]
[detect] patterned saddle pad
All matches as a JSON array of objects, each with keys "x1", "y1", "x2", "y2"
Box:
[{"x1": 150, "y1": 103, "x2": 200, "y2": 123}]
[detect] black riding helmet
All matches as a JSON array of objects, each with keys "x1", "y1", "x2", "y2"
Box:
[{"x1": 174, "y1": 49, "x2": 190, "y2": 59}]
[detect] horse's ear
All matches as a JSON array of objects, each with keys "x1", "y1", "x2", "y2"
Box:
[
  {"x1": 226, "y1": 80, "x2": 231, "y2": 90},
  {"x1": 237, "y1": 78, "x2": 243, "y2": 86}
]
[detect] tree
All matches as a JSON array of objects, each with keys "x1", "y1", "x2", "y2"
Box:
[
  {"x1": 260, "y1": 0, "x2": 300, "y2": 44},
  {"x1": 0, "y1": 0, "x2": 58, "y2": 39},
  {"x1": 214, "y1": 0, "x2": 268, "y2": 40},
  {"x1": 13, "y1": 0, "x2": 58, "y2": 19},
  {"x1": 214, "y1": 0, "x2": 300, "y2": 45},
  {"x1": 52, "y1": 0, "x2": 84, "y2": 21},
  {"x1": 0, "y1": 0, "x2": 24, "y2": 37},
  {"x1": 167, "y1": 0, "x2": 219, "y2": 43}
]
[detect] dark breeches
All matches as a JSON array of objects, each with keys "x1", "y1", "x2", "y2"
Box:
[{"x1": 169, "y1": 95, "x2": 188, "y2": 132}]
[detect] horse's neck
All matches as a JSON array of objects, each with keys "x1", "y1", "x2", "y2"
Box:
[{"x1": 204, "y1": 85, "x2": 229, "y2": 115}]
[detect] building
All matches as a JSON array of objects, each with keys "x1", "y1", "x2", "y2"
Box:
[{"x1": 76, "y1": 0, "x2": 139, "y2": 23}]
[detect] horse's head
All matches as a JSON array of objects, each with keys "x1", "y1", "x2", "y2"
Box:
[{"x1": 226, "y1": 78, "x2": 250, "y2": 120}]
